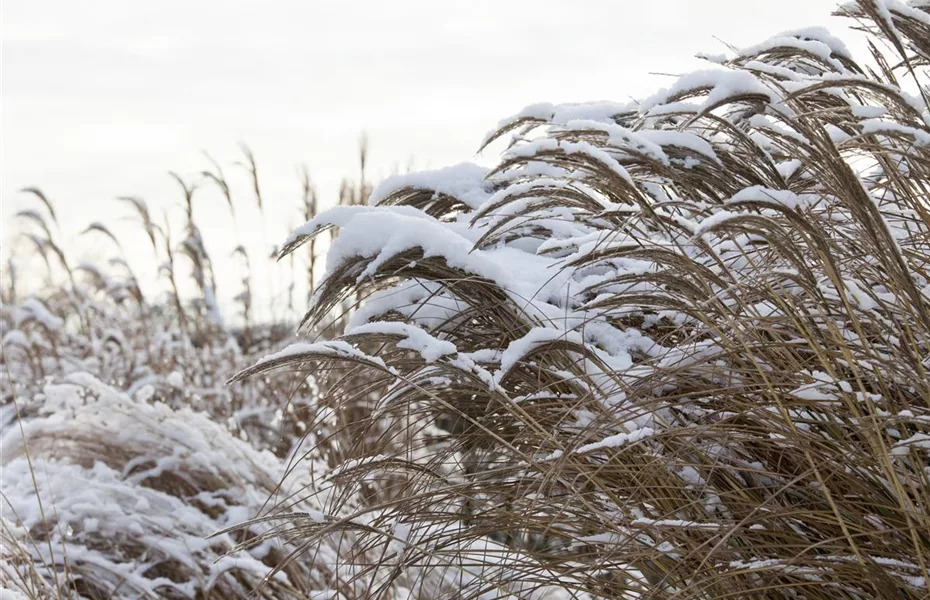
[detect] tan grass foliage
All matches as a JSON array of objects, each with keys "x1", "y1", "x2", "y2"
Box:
[{"x1": 237, "y1": 2, "x2": 930, "y2": 598}]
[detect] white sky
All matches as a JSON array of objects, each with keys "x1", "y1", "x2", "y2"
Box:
[{"x1": 1, "y1": 0, "x2": 852, "y2": 320}]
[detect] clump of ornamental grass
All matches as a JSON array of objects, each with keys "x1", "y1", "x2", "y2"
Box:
[
  {"x1": 235, "y1": 2, "x2": 930, "y2": 598},
  {"x1": 0, "y1": 371, "x2": 384, "y2": 599}
]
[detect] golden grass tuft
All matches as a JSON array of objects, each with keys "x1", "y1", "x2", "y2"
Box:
[{"x1": 239, "y1": 2, "x2": 930, "y2": 598}]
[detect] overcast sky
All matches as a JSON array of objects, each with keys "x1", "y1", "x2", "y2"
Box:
[{"x1": 1, "y1": 0, "x2": 852, "y2": 318}]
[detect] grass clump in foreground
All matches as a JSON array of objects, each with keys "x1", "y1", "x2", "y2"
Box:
[
  {"x1": 3, "y1": 1, "x2": 930, "y2": 598},
  {"x1": 235, "y1": 2, "x2": 930, "y2": 598}
]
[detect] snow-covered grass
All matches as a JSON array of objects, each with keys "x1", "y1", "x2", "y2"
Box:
[
  {"x1": 2, "y1": 374, "x2": 325, "y2": 599},
  {"x1": 237, "y1": 2, "x2": 930, "y2": 598},
  {"x1": 4, "y1": 1, "x2": 930, "y2": 598}
]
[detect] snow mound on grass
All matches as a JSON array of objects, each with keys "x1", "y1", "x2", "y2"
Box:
[{"x1": 0, "y1": 373, "x2": 350, "y2": 599}]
